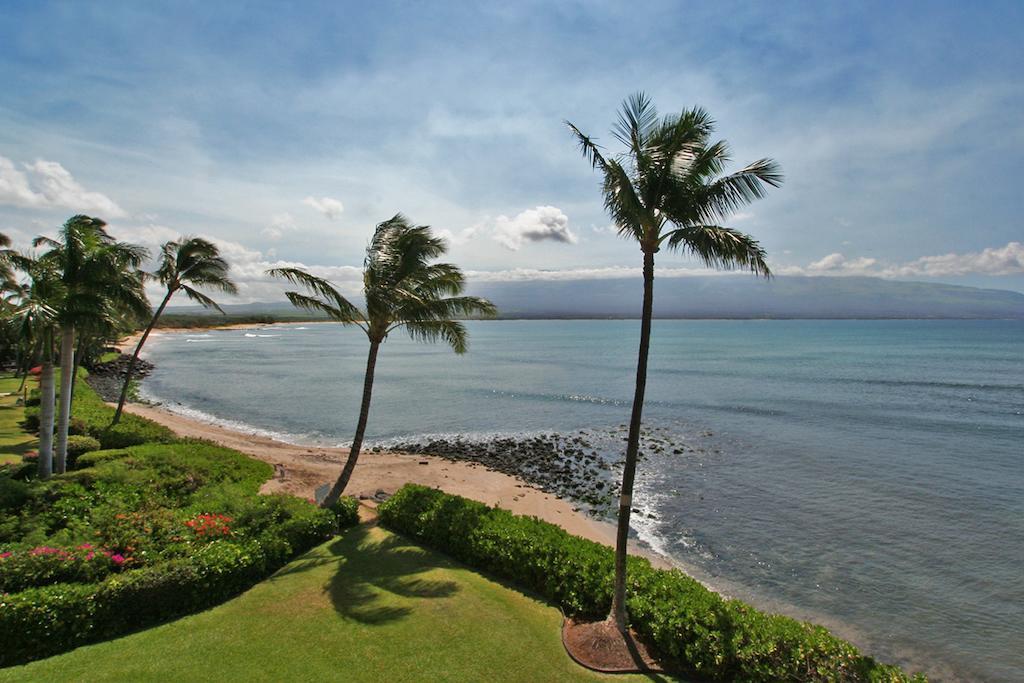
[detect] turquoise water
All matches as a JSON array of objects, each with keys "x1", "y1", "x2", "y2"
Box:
[{"x1": 142, "y1": 320, "x2": 1024, "y2": 681}]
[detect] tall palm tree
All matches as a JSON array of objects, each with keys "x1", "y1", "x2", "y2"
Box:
[
  {"x1": 269, "y1": 214, "x2": 496, "y2": 508},
  {"x1": 0, "y1": 232, "x2": 14, "y2": 290},
  {"x1": 567, "y1": 93, "x2": 782, "y2": 631},
  {"x1": 34, "y1": 216, "x2": 150, "y2": 473},
  {"x1": 8, "y1": 253, "x2": 62, "y2": 478},
  {"x1": 111, "y1": 237, "x2": 237, "y2": 425}
]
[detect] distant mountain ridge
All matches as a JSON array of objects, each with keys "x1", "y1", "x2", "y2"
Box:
[{"x1": 166, "y1": 276, "x2": 1024, "y2": 319}]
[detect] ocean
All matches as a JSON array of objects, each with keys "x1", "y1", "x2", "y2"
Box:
[{"x1": 139, "y1": 319, "x2": 1023, "y2": 681}]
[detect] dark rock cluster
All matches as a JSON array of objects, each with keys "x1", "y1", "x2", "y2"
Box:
[
  {"x1": 377, "y1": 432, "x2": 622, "y2": 512},
  {"x1": 83, "y1": 354, "x2": 155, "y2": 402},
  {"x1": 374, "y1": 425, "x2": 712, "y2": 517}
]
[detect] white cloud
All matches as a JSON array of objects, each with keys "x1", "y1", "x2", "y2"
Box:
[
  {"x1": 261, "y1": 212, "x2": 298, "y2": 241},
  {"x1": 885, "y1": 241, "x2": 1024, "y2": 277},
  {"x1": 776, "y1": 242, "x2": 1024, "y2": 278},
  {"x1": 435, "y1": 224, "x2": 480, "y2": 246},
  {"x1": 466, "y1": 266, "x2": 730, "y2": 282},
  {"x1": 302, "y1": 196, "x2": 344, "y2": 220},
  {"x1": 0, "y1": 155, "x2": 125, "y2": 217},
  {"x1": 493, "y1": 206, "x2": 577, "y2": 250}
]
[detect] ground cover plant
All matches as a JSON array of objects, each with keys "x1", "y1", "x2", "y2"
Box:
[{"x1": 378, "y1": 484, "x2": 925, "y2": 682}]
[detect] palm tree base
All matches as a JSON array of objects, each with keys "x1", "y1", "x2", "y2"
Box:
[{"x1": 561, "y1": 616, "x2": 672, "y2": 674}]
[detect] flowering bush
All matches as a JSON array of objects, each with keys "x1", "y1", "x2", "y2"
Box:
[
  {"x1": 0, "y1": 544, "x2": 127, "y2": 593},
  {"x1": 185, "y1": 513, "x2": 233, "y2": 538},
  {"x1": 91, "y1": 508, "x2": 181, "y2": 564}
]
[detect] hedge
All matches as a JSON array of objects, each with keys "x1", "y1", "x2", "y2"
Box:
[{"x1": 378, "y1": 484, "x2": 925, "y2": 683}]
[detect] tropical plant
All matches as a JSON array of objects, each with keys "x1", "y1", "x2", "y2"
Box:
[
  {"x1": 269, "y1": 214, "x2": 496, "y2": 508},
  {"x1": 566, "y1": 93, "x2": 782, "y2": 630},
  {"x1": 33, "y1": 215, "x2": 150, "y2": 473},
  {"x1": 8, "y1": 253, "x2": 63, "y2": 477},
  {"x1": 111, "y1": 237, "x2": 237, "y2": 425},
  {"x1": 0, "y1": 232, "x2": 15, "y2": 292}
]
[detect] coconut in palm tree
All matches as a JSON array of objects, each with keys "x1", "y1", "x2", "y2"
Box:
[
  {"x1": 111, "y1": 236, "x2": 237, "y2": 425},
  {"x1": 566, "y1": 93, "x2": 782, "y2": 633},
  {"x1": 269, "y1": 214, "x2": 496, "y2": 509}
]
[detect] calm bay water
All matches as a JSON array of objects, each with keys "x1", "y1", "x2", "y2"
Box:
[{"x1": 141, "y1": 320, "x2": 1023, "y2": 681}]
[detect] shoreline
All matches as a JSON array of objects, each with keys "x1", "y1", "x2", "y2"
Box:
[
  {"x1": 116, "y1": 399, "x2": 670, "y2": 568},
  {"x1": 112, "y1": 326, "x2": 967, "y2": 680}
]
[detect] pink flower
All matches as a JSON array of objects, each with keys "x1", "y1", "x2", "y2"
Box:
[
  {"x1": 0, "y1": 552, "x2": 11, "y2": 560},
  {"x1": 111, "y1": 554, "x2": 125, "y2": 565},
  {"x1": 77, "y1": 543, "x2": 93, "y2": 550}
]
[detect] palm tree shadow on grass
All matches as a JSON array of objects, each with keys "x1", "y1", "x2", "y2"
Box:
[{"x1": 322, "y1": 524, "x2": 460, "y2": 625}]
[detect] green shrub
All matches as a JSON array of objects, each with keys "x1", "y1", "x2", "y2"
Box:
[
  {"x1": 64, "y1": 435, "x2": 101, "y2": 468},
  {"x1": 0, "y1": 582, "x2": 100, "y2": 664},
  {"x1": 378, "y1": 484, "x2": 925, "y2": 683},
  {"x1": 21, "y1": 406, "x2": 39, "y2": 433},
  {"x1": 73, "y1": 448, "x2": 132, "y2": 470},
  {"x1": 327, "y1": 496, "x2": 360, "y2": 529},
  {"x1": 0, "y1": 544, "x2": 122, "y2": 593},
  {"x1": 0, "y1": 475, "x2": 30, "y2": 511}
]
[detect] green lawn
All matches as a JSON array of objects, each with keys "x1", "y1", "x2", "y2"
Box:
[
  {"x1": 0, "y1": 521, "x2": 666, "y2": 682},
  {"x1": 0, "y1": 373, "x2": 34, "y2": 464}
]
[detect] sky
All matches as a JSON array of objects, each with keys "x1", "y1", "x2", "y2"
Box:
[{"x1": 1, "y1": 1, "x2": 1022, "y2": 304}]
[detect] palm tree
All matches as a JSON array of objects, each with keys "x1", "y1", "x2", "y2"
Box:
[
  {"x1": 566, "y1": 93, "x2": 782, "y2": 631},
  {"x1": 8, "y1": 253, "x2": 62, "y2": 478},
  {"x1": 34, "y1": 216, "x2": 150, "y2": 473},
  {"x1": 269, "y1": 214, "x2": 496, "y2": 508},
  {"x1": 0, "y1": 232, "x2": 14, "y2": 291},
  {"x1": 111, "y1": 237, "x2": 237, "y2": 425}
]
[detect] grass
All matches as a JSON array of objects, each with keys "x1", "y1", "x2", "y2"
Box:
[
  {"x1": 0, "y1": 521, "x2": 664, "y2": 682},
  {"x1": 0, "y1": 373, "x2": 34, "y2": 465}
]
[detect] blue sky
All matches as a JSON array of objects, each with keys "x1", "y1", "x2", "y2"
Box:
[{"x1": 1, "y1": 1, "x2": 1022, "y2": 302}]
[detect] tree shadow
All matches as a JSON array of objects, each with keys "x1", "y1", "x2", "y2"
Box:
[{"x1": 324, "y1": 523, "x2": 460, "y2": 625}]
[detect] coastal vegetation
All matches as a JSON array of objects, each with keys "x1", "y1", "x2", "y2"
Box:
[
  {"x1": 32, "y1": 216, "x2": 150, "y2": 475},
  {"x1": 379, "y1": 484, "x2": 924, "y2": 682},
  {"x1": 566, "y1": 93, "x2": 782, "y2": 632},
  {"x1": 0, "y1": 372, "x2": 352, "y2": 667},
  {"x1": 111, "y1": 236, "x2": 237, "y2": 425},
  {"x1": 269, "y1": 214, "x2": 496, "y2": 507}
]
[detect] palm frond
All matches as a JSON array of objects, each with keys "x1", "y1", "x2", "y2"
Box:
[
  {"x1": 268, "y1": 267, "x2": 366, "y2": 329},
  {"x1": 180, "y1": 285, "x2": 225, "y2": 313},
  {"x1": 401, "y1": 320, "x2": 469, "y2": 354},
  {"x1": 602, "y1": 159, "x2": 646, "y2": 241},
  {"x1": 612, "y1": 91, "x2": 659, "y2": 157},
  {"x1": 663, "y1": 224, "x2": 771, "y2": 277},
  {"x1": 565, "y1": 121, "x2": 610, "y2": 172},
  {"x1": 693, "y1": 158, "x2": 783, "y2": 224}
]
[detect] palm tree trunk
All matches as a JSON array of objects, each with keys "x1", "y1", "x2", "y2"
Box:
[
  {"x1": 69, "y1": 335, "x2": 85, "y2": 409},
  {"x1": 16, "y1": 338, "x2": 39, "y2": 394},
  {"x1": 322, "y1": 340, "x2": 380, "y2": 509},
  {"x1": 608, "y1": 248, "x2": 655, "y2": 631},
  {"x1": 54, "y1": 324, "x2": 75, "y2": 475},
  {"x1": 38, "y1": 336, "x2": 55, "y2": 480},
  {"x1": 112, "y1": 289, "x2": 173, "y2": 426}
]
